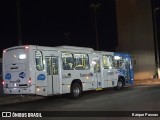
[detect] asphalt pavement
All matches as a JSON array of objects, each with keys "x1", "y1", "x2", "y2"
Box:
[
  {"x1": 0, "y1": 79, "x2": 160, "y2": 106},
  {"x1": 0, "y1": 94, "x2": 45, "y2": 105}
]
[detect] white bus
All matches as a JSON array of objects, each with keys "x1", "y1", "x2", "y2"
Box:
[{"x1": 2, "y1": 45, "x2": 124, "y2": 98}]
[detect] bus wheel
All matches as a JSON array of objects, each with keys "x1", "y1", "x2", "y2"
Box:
[
  {"x1": 70, "y1": 83, "x2": 82, "y2": 99},
  {"x1": 115, "y1": 78, "x2": 124, "y2": 90}
]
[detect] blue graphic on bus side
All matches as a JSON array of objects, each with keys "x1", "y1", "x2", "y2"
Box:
[
  {"x1": 19, "y1": 72, "x2": 26, "y2": 78},
  {"x1": 5, "y1": 73, "x2": 11, "y2": 80},
  {"x1": 37, "y1": 74, "x2": 46, "y2": 80},
  {"x1": 118, "y1": 70, "x2": 125, "y2": 76}
]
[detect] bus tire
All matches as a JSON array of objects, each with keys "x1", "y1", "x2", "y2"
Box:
[
  {"x1": 115, "y1": 78, "x2": 124, "y2": 90},
  {"x1": 70, "y1": 83, "x2": 82, "y2": 99}
]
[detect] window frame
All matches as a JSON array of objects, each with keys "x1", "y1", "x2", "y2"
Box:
[{"x1": 35, "y1": 51, "x2": 44, "y2": 71}]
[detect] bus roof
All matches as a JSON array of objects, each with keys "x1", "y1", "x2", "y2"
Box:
[
  {"x1": 56, "y1": 45, "x2": 94, "y2": 52},
  {"x1": 114, "y1": 52, "x2": 132, "y2": 58},
  {"x1": 4, "y1": 45, "x2": 94, "y2": 54},
  {"x1": 94, "y1": 50, "x2": 114, "y2": 55}
]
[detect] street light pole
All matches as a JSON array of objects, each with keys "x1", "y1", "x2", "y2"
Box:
[
  {"x1": 90, "y1": 3, "x2": 100, "y2": 50},
  {"x1": 16, "y1": 0, "x2": 22, "y2": 45},
  {"x1": 153, "y1": 7, "x2": 160, "y2": 78}
]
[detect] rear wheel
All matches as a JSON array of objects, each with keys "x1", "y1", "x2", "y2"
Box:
[
  {"x1": 70, "y1": 83, "x2": 82, "y2": 99},
  {"x1": 115, "y1": 78, "x2": 124, "y2": 90}
]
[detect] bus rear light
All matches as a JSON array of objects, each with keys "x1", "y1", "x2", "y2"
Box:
[
  {"x1": 3, "y1": 50, "x2": 6, "y2": 53},
  {"x1": 29, "y1": 80, "x2": 31, "y2": 84},
  {"x1": 29, "y1": 78, "x2": 31, "y2": 84},
  {"x1": 2, "y1": 81, "x2": 4, "y2": 85}
]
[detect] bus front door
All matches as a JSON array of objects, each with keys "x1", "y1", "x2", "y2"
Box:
[
  {"x1": 125, "y1": 60, "x2": 131, "y2": 84},
  {"x1": 45, "y1": 56, "x2": 60, "y2": 95},
  {"x1": 93, "y1": 58, "x2": 102, "y2": 90}
]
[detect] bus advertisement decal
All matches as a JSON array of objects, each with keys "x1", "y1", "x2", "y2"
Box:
[
  {"x1": 62, "y1": 74, "x2": 71, "y2": 79},
  {"x1": 19, "y1": 72, "x2": 26, "y2": 78},
  {"x1": 5, "y1": 73, "x2": 11, "y2": 80},
  {"x1": 37, "y1": 74, "x2": 46, "y2": 80},
  {"x1": 80, "y1": 72, "x2": 93, "y2": 77}
]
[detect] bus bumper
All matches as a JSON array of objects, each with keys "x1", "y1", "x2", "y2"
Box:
[{"x1": 3, "y1": 85, "x2": 36, "y2": 95}]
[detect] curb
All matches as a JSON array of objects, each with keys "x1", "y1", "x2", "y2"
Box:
[{"x1": 134, "y1": 79, "x2": 160, "y2": 86}]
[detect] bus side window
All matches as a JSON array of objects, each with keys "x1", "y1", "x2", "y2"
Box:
[
  {"x1": 117, "y1": 60, "x2": 124, "y2": 69},
  {"x1": 113, "y1": 56, "x2": 124, "y2": 69},
  {"x1": 46, "y1": 58, "x2": 51, "y2": 75},
  {"x1": 94, "y1": 59, "x2": 100, "y2": 73},
  {"x1": 52, "y1": 57, "x2": 58, "y2": 75},
  {"x1": 62, "y1": 53, "x2": 74, "y2": 70},
  {"x1": 74, "y1": 54, "x2": 90, "y2": 70},
  {"x1": 35, "y1": 51, "x2": 44, "y2": 71},
  {"x1": 103, "y1": 55, "x2": 114, "y2": 69}
]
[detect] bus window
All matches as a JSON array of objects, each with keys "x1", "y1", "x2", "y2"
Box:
[
  {"x1": 74, "y1": 54, "x2": 89, "y2": 70},
  {"x1": 62, "y1": 53, "x2": 74, "y2": 70},
  {"x1": 131, "y1": 57, "x2": 136, "y2": 68},
  {"x1": 46, "y1": 58, "x2": 51, "y2": 75},
  {"x1": 52, "y1": 57, "x2": 58, "y2": 75},
  {"x1": 103, "y1": 55, "x2": 114, "y2": 69},
  {"x1": 113, "y1": 56, "x2": 125, "y2": 69},
  {"x1": 35, "y1": 51, "x2": 44, "y2": 71},
  {"x1": 115, "y1": 60, "x2": 124, "y2": 69},
  {"x1": 45, "y1": 57, "x2": 58, "y2": 75},
  {"x1": 92, "y1": 58, "x2": 100, "y2": 73}
]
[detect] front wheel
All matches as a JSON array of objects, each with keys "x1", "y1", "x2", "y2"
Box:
[
  {"x1": 115, "y1": 78, "x2": 124, "y2": 90},
  {"x1": 70, "y1": 83, "x2": 82, "y2": 99}
]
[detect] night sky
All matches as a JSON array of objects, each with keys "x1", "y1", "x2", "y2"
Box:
[
  {"x1": 0, "y1": 0, "x2": 117, "y2": 57},
  {"x1": 0, "y1": 0, "x2": 160, "y2": 58}
]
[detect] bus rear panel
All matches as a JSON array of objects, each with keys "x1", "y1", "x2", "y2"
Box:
[{"x1": 3, "y1": 46, "x2": 35, "y2": 95}]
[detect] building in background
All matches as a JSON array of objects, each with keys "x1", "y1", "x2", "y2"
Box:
[{"x1": 116, "y1": 0, "x2": 156, "y2": 80}]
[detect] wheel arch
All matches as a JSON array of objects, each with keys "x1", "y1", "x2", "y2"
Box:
[
  {"x1": 118, "y1": 75, "x2": 125, "y2": 86},
  {"x1": 71, "y1": 79, "x2": 83, "y2": 91}
]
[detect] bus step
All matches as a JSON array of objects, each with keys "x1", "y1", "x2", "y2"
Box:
[{"x1": 96, "y1": 88, "x2": 102, "y2": 91}]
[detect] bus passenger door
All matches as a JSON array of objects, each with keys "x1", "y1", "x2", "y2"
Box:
[
  {"x1": 35, "y1": 51, "x2": 47, "y2": 96},
  {"x1": 125, "y1": 59, "x2": 132, "y2": 84},
  {"x1": 93, "y1": 58, "x2": 102, "y2": 90},
  {"x1": 45, "y1": 56, "x2": 60, "y2": 95}
]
